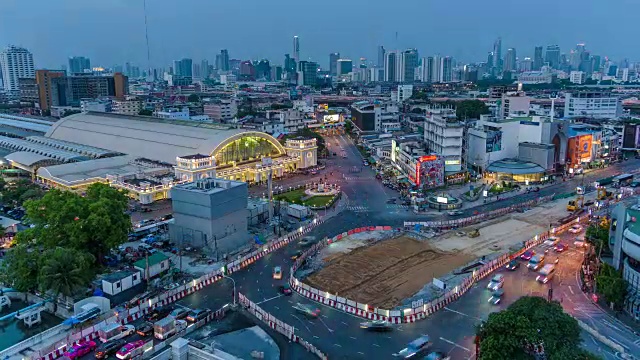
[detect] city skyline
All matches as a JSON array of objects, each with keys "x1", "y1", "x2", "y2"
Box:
[{"x1": 1, "y1": 0, "x2": 638, "y2": 69}]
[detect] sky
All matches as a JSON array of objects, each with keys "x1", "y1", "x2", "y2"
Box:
[{"x1": 1, "y1": 0, "x2": 638, "y2": 70}]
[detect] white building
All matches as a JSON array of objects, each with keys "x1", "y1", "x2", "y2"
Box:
[
  {"x1": 156, "y1": 107, "x2": 190, "y2": 120},
  {"x1": 0, "y1": 45, "x2": 35, "y2": 93},
  {"x1": 203, "y1": 99, "x2": 238, "y2": 122},
  {"x1": 518, "y1": 70, "x2": 553, "y2": 84},
  {"x1": 392, "y1": 85, "x2": 414, "y2": 103},
  {"x1": 113, "y1": 98, "x2": 143, "y2": 115},
  {"x1": 499, "y1": 92, "x2": 531, "y2": 119},
  {"x1": 101, "y1": 270, "x2": 142, "y2": 296},
  {"x1": 564, "y1": 90, "x2": 623, "y2": 119},
  {"x1": 267, "y1": 109, "x2": 305, "y2": 133},
  {"x1": 81, "y1": 99, "x2": 112, "y2": 113},
  {"x1": 570, "y1": 71, "x2": 586, "y2": 84},
  {"x1": 423, "y1": 107, "x2": 463, "y2": 173}
]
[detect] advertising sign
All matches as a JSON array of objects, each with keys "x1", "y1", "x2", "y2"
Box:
[{"x1": 486, "y1": 130, "x2": 502, "y2": 153}]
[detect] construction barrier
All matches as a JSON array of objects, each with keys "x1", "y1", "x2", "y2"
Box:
[
  {"x1": 238, "y1": 293, "x2": 328, "y2": 360},
  {"x1": 32, "y1": 218, "x2": 326, "y2": 360}
]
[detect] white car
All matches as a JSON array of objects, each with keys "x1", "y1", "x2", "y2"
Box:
[
  {"x1": 487, "y1": 274, "x2": 505, "y2": 291},
  {"x1": 273, "y1": 266, "x2": 282, "y2": 280},
  {"x1": 568, "y1": 224, "x2": 583, "y2": 234},
  {"x1": 543, "y1": 237, "x2": 560, "y2": 247}
]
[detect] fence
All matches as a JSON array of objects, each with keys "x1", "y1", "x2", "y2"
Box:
[
  {"x1": 404, "y1": 194, "x2": 555, "y2": 230},
  {"x1": 237, "y1": 293, "x2": 328, "y2": 360},
  {"x1": 22, "y1": 218, "x2": 325, "y2": 360},
  {"x1": 288, "y1": 217, "x2": 584, "y2": 325}
]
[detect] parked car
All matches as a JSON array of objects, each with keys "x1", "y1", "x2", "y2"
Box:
[
  {"x1": 64, "y1": 341, "x2": 97, "y2": 360},
  {"x1": 95, "y1": 339, "x2": 126, "y2": 359}
]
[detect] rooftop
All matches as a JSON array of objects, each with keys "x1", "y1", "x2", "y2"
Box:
[
  {"x1": 178, "y1": 154, "x2": 212, "y2": 160},
  {"x1": 102, "y1": 270, "x2": 140, "y2": 283},
  {"x1": 627, "y1": 208, "x2": 640, "y2": 236},
  {"x1": 174, "y1": 178, "x2": 245, "y2": 194},
  {"x1": 133, "y1": 252, "x2": 168, "y2": 269},
  {"x1": 487, "y1": 158, "x2": 545, "y2": 175}
]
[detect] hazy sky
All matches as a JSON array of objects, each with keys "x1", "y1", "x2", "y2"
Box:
[{"x1": 1, "y1": 0, "x2": 638, "y2": 69}]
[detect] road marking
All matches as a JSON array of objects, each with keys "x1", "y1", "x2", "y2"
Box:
[
  {"x1": 439, "y1": 337, "x2": 471, "y2": 352},
  {"x1": 255, "y1": 294, "x2": 284, "y2": 305},
  {"x1": 589, "y1": 334, "x2": 598, "y2": 345},
  {"x1": 341, "y1": 321, "x2": 348, "y2": 325},
  {"x1": 608, "y1": 337, "x2": 630, "y2": 350},
  {"x1": 291, "y1": 314, "x2": 312, "y2": 333},
  {"x1": 602, "y1": 320, "x2": 622, "y2": 331},
  {"x1": 444, "y1": 307, "x2": 482, "y2": 321},
  {"x1": 318, "y1": 317, "x2": 334, "y2": 332},
  {"x1": 372, "y1": 344, "x2": 380, "y2": 347},
  {"x1": 322, "y1": 315, "x2": 329, "y2": 318},
  {"x1": 634, "y1": 339, "x2": 640, "y2": 345},
  {"x1": 350, "y1": 336, "x2": 357, "y2": 340},
  {"x1": 568, "y1": 285, "x2": 575, "y2": 295},
  {"x1": 334, "y1": 344, "x2": 342, "y2": 347},
  {"x1": 313, "y1": 335, "x2": 319, "y2": 339},
  {"x1": 357, "y1": 352, "x2": 365, "y2": 355},
  {"x1": 273, "y1": 306, "x2": 279, "y2": 310},
  {"x1": 288, "y1": 300, "x2": 293, "y2": 304}
]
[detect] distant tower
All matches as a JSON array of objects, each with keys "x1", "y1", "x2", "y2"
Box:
[{"x1": 293, "y1": 36, "x2": 300, "y2": 63}]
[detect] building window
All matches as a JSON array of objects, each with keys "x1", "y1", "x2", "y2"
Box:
[
  {"x1": 115, "y1": 282, "x2": 121, "y2": 288},
  {"x1": 132, "y1": 274, "x2": 138, "y2": 281},
  {"x1": 161, "y1": 261, "x2": 166, "y2": 269}
]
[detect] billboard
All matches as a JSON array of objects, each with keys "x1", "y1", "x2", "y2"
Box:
[
  {"x1": 416, "y1": 156, "x2": 444, "y2": 189},
  {"x1": 567, "y1": 134, "x2": 593, "y2": 165},
  {"x1": 486, "y1": 130, "x2": 502, "y2": 153},
  {"x1": 322, "y1": 114, "x2": 342, "y2": 123}
]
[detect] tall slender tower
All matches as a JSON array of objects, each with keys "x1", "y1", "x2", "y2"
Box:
[
  {"x1": 493, "y1": 37, "x2": 502, "y2": 72},
  {"x1": 293, "y1": 36, "x2": 300, "y2": 63}
]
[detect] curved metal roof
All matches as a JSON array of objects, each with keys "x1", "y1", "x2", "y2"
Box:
[
  {"x1": 5, "y1": 151, "x2": 57, "y2": 167},
  {"x1": 45, "y1": 112, "x2": 276, "y2": 164},
  {"x1": 486, "y1": 158, "x2": 545, "y2": 175}
]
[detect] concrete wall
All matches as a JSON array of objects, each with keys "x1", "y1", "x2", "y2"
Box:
[{"x1": 518, "y1": 143, "x2": 555, "y2": 171}]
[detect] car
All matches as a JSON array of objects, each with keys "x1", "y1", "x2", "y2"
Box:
[
  {"x1": 279, "y1": 284, "x2": 293, "y2": 295},
  {"x1": 543, "y1": 236, "x2": 560, "y2": 247},
  {"x1": 64, "y1": 341, "x2": 97, "y2": 360},
  {"x1": 186, "y1": 309, "x2": 211, "y2": 323},
  {"x1": 554, "y1": 243, "x2": 568, "y2": 252},
  {"x1": 136, "y1": 322, "x2": 153, "y2": 337},
  {"x1": 447, "y1": 210, "x2": 463, "y2": 216},
  {"x1": 488, "y1": 289, "x2": 504, "y2": 305},
  {"x1": 360, "y1": 320, "x2": 393, "y2": 331},
  {"x1": 425, "y1": 351, "x2": 451, "y2": 360},
  {"x1": 536, "y1": 264, "x2": 556, "y2": 284},
  {"x1": 487, "y1": 274, "x2": 505, "y2": 291},
  {"x1": 169, "y1": 308, "x2": 190, "y2": 320},
  {"x1": 298, "y1": 237, "x2": 314, "y2": 247},
  {"x1": 273, "y1": 266, "x2": 282, "y2": 280},
  {"x1": 145, "y1": 306, "x2": 173, "y2": 322},
  {"x1": 505, "y1": 259, "x2": 520, "y2": 271},
  {"x1": 520, "y1": 250, "x2": 535, "y2": 260},
  {"x1": 395, "y1": 336, "x2": 431, "y2": 358},
  {"x1": 568, "y1": 224, "x2": 583, "y2": 234},
  {"x1": 115, "y1": 340, "x2": 145, "y2": 360},
  {"x1": 290, "y1": 250, "x2": 303, "y2": 260},
  {"x1": 95, "y1": 339, "x2": 126, "y2": 359},
  {"x1": 584, "y1": 200, "x2": 595, "y2": 207},
  {"x1": 292, "y1": 302, "x2": 320, "y2": 318}
]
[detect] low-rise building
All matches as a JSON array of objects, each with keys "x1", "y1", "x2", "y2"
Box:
[
  {"x1": 203, "y1": 99, "x2": 238, "y2": 122},
  {"x1": 517, "y1": 70, "x2": 554, "y2": 84},
  {"x1": 564, "y1": 90, "x2": 623, "y2": 119},
  {"x1": 101, "y1": 270, "x2": 142, "y2": 296},
  {"x1": 156, "y1": 107, "x2": 190, "y2": 120},
  {"x1": 134, "y1": 252, "x2": 169, "y2": 280},
  {"x1": 81, "y1": 99, "x2": 112, "y2": 113},
  {"x1": 391, "y1": 139, "x2": 445, "y2": 189},
  {"x1": 570, "y1": 71, "x2": 586, "y2": 84},
  {"x1": 423, "y1": 107, "x2": 463, "y2": 173},
  {"x1": 112, "y1": 97, "x2": 143, "y2": 115},
  {"x1": 350, "y1": 100, "x2": 399, "y2": 133}
]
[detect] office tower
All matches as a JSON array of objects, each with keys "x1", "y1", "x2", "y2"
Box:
[
  {"x1": 293, "y1": 36, "x2": 300, "y2": 63},
  {"x1": 36, "y1": 70, "x2": 65, "y2": 111},
  {"x1": 504, "y1": 48, "x2": 516, "y2": 72},
  {"x1": 218, "y1": 50, "x2": 229, "y2": 71},
  {"x1": 337, "y1": 59, "x2": 353, "y2": 76},
  {"x1": 545, "y1": 45, "x2": 560, "y2": 69},
  {"x1": 201, "y1": 59, "x2": 210, "y2": 79},
  {"x1": 533, "y1": 46, "x2": 543, "y2": 70},
  {"x1": 486, "y1": 52, "x2": 494, "y2": 68},
  {"x1": 439, "y1": 56, "x2": 452, "y2": 83},
  {"x1": 271, "y1": 66, "x2": 283, "y2": 81},
  {"x1": 192, "y1": 63, "x2": 201, "y2": 79},
  {"x1": 239, "y1": 60, "x2": 255, "y2": 80},
  {"x1": 297, "y1": 61, "x2": 317, "y2": 86},
  {"x1": 68, "y1": 56, "x2": 91, "y2": 74},
  {"x1": 0, "y1": 66, "x2": 3, "y2": 88},
  {"x1": 125, "y1": 62, "x2": 132, "y2": 76},
  {"x1": 255, "y1": 59, "x2": 271, "y2": 80},
  {"x1": 48, "y1": 73, "x2": 127, "y2": 107},
  {"x1": 591, "y1": 55, "x2": 602, "y2": 73},
  {"x1": 384, "y1": 51, "x2": 397, "y2": 81},
  {"x1": 0, "y1": 45, "x2": 35, "y2": 92},
  {"x1": 329, "y1": 52, "x2": 340, "y2": 76},
  {"x1": 431, "y1": 55, "x2": 442, "y2": 82},
  {"x1": 519, "y1": 57, "x2": 533, "y2": 72},
  {"x1": 493, "y1": 37, "x2": 502, "y2": 72},
  {"x1": 402, "y1": 49, "x2": 419, "y2": 82},
  {"x1": 173, "y1": 58, "x2": 193, "y2": 77},
  {"x1": 579, "y1": 50, "x2": 592, "y2": 74},
  {"x1": 377, "y1": 45, "x2": 386, "y2": 68}
]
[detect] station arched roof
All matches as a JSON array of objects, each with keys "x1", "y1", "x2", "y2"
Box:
[
  {"x1": 486, "y1": 158, "x2": 545, "y2": 175},
  {"x1": 45, "y1": 112, "x2": 282, "y2": 164}
]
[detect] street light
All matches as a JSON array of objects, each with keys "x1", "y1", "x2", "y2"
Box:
[{"x1": 222, "y1": 274, "x2": 236, "y2": 306}]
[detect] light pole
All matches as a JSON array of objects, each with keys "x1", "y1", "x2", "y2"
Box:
[{"x1": 222, "y1": 274, "x2": 236, "y2": 306}]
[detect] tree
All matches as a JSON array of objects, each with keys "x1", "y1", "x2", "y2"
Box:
[
  {"x1": 596, "y1": 263, "x2": 627, "y2": 309},
  {"x1": 39, "y1": 247, "x2": 95, "y2": 301},
  {"x1": 138, "y1": 109, "x2": 153, "y2": 116},
  {"x1": 586, "y1": 223, "x2": 610, "y2": 256},
  {"x1": 270, "y1": 103, "x2": 293, "y2": 110},
  {"x1": 187, "y1": 94, "x2": 200, "y2": 103},
  {"x1": 477, "y1": 297, "x2": 587, "y2": 360},
  {"x1": 0, "y1": 244, "x2": 40, "y2": 292},
  {"x1": 445, "y1": 99, "x2": 490, "y2": 120},
  {"x1": 0, "y1": 179, "x2": 44, "y2": 207}
]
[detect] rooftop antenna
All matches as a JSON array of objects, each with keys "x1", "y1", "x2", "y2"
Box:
[{"x1": 143, "y1": 0, "x2": 152, "y2": 80}]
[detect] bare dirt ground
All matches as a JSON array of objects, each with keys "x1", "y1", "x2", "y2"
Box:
[{"x1": 305, "y1": 235, "x2": 473, "y2": 309}]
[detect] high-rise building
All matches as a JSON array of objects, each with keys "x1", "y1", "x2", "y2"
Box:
[
  {"x1": 591, "y1": 55, "x2": 602, "y2": 73},
  {"x1": 504, "y1": 48, "x2": 517, "y2": 72},
  {"x1": 68, "y1": 56, "x2": 91, "y2": 74},
  {"x1": 201, "y1": 59, "x2": 210, "y2": 79},
  {"x1": 533, "y1": 46, "x2": 543, "y2": 70},
  {"x1": 239, "y1": 60, "x2": 255, "y2": 80},
  {"x1": 173, "y1": 58, "x2": 193, "y2": 77},
  {"x1": 337, "y1": 59, "x2": 353, "y2": 76},
  {"x1": 519, "y1": 57, "x2": 533, "y2": 72},
  {"x1": 377, "y1": 45, "x2": 386, "y2": 68},
  {"x1": 384, "y1": 51, "x2": 397, "y2": 82},
  {"x1": 493, "y1": 37, "x2": 502, "y2": 72},
  {"x1": 49, "y1": 73, "x2": 128, "y2": 107},
  {"x1": 254, "y1": 59, "x2": 271, "y2": 80},
  {"x1": 0, "y1": 45, "x2": 35, "y2": 92},
  {"x1": 402, "y1": 49, "x2": 419, "y2": 82},
  {"x1": 36, "y1": 70, "x2": 65, "y2": 112},
  {"x1": 431, "y1": 55, "x2": 442, "y2": 82},
  {"x1": 293, "y1": 36, "x2": 300, "y2": 63},
  {"x1": 486, "y1": 52, "x2": 494, "y2": 69},
  {"x1": 545, "y1": 45, "x2": 561, "y2": 69},
  {"x1": 297, "y1": 61, "x2": 317, "y2": 86},
  {"x1": 329, "y1": 53, "x2": 340, "y2": 76},
  {"x1": 218, "y1": 50, "x2": 229, "y2": 71},
  {"x1": 439, "y1": 56, "x2": 453, "y2": 83}
]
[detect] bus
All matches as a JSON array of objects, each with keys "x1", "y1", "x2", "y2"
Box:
[
  {"x1": 613, "y1": 173, "x2": 634, "y2": 187},
  {"x1": 536, "y1": 264, "x2": 556, "y2": 283}
]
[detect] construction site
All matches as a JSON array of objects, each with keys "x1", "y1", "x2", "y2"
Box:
[{"x1": 303, "y1": 194, "x2": 590, "y2": 309}]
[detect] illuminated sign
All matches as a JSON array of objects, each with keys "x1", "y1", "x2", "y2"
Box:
[
  {"x1": 418, "y1": 155, "x2": 437, "y2": 162},
  {"x1": 445, "y1": 159, "x2": 461, "y2": 165},
  {"x1": 436, "y1": 196, "x2": 448, "y2": 204}
]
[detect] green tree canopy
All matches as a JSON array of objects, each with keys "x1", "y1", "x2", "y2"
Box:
[
  {"x1": 443, "y1": 99, "x2": 490, "y2": 120},
  {"x1": 596, "y1": 263, "x2": 627, "y2": 309},
  {"x1": 138, "y1": 109, "x2": 153, "y2": 116},
  {"x1": 586, "y1": 223, "x2": 610, "y2": 256},
  {"x1": 187, "y1": 94, "x2": 200, "y2": 103},
  {"x1": 39, "y1": 247, "x2": 95, "y2": 298},
  {"x1": 0, "y1": 244, "x2": 40, "y2": 292},
  {"x1": 477, "y1": 296, "x2": 589, "y2": 360},
  {"x1": 0, "y1": 179, "x2": 45, "y2": 207}
]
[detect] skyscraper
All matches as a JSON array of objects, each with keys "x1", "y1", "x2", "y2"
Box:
[
  {"x1": 173, "y1": 58, "x2": 193, "y2": 77},
  {"x1": 402, "y1": 49, "x2": 419, "y2": 82},
  {"x1": 431, "y1": 55, "x2": 442, "y2": 82},
  {"x1": 377, "y1": 45, "x2": 386, "y2": 68},
  {"x1": 545, "y1": 45, "x2": 561, "y2": 69},
  {"x1": 493, "y1": 37, "x2": 502, "y2": 72},
  {"x1": 337, "y1": 59, "x2": 353, "y2": 76},
  {"x1": 329, "y1": 52, "x2": 340, "y2": 76},
  {"x1": 218, "y1": 50, "x2": 229, "y2": 71},
  {"x1": 591, "y1": 55, "x2": 602, "y2": 73},
  {"x1": 533, "y1": 46, "x2": 543, "y2": 70},
  {"x1": 384, "y1": 51, "x2": 397, "y2": 82},
  {"x1": 439, "y1": 56, "x2": 452, "y2": 83},
  {"x1": 504, "y1": 48, "x2": 517, "y2": 72},
  {"x1": 293, "y1": 36, "x2": 300, "y2": 63},
  {"x1": 201, "y1": 59, "x2": 210, "y2": 79},
  {"x1": 68, "y1": 56, "x2": 91, "y2": 74},
  {"x1": 0, "y1": 45, "x2": 35, "y2": 92}
]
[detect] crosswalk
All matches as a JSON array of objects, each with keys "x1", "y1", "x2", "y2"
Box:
[
  {"x1": 347, "y1": 206, "x2": 370, "y2": 212},
  {"x1": 386, "y1": 204, "x2": 410, "y2": 210},
  {"x1": 343, "y1": 176, "x2": 367, "y2": 181}
]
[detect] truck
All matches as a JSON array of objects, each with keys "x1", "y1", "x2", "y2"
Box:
[
  {"x1": 567, "y1": 195, "x2": 583, "y2": 212},
  {"x1": 153, "y1": 317, "x2": 187, "y2": 340},
  {"x1": 287, "y1": 204, "x2": 309, "y2": 219}
]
